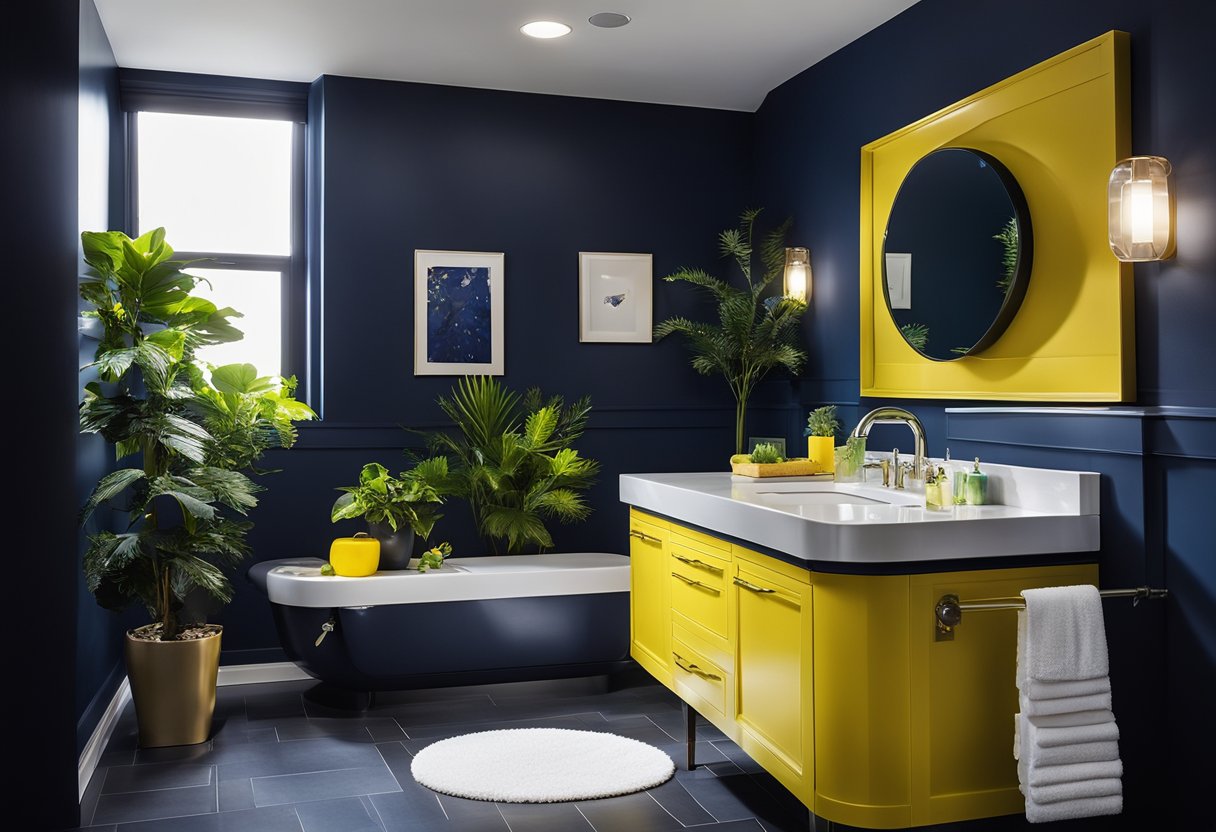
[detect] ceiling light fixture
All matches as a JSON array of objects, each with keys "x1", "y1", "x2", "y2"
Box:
[
  {"x1": 520, "y1": 21, "x2": 572, "y2": 39},
  {"x1": 588, "y1": 12, "x2": 631, "y2": 28}
]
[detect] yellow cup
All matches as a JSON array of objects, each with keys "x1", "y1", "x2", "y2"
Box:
[
  {"x1": 329, "y1": 532, "x2": 380, "y2": 577},
  {"x1": 807, "y1": 435, "x2": 835, "y2": 474}
]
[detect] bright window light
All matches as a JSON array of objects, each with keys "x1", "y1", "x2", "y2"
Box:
[
  {"x1": 189, "y1": 268, "x2": 282, "y2": 377},
  {"x1": 137, "y1": 112, "x2": 293, "y2": 255}
]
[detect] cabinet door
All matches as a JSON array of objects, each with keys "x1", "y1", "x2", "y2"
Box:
[
  {"x1": 734, "y1": 556, "x2": 813, "y2": 800},
  {"x1": 629, "y1": 515, "x2": 671, "y2": 686}
]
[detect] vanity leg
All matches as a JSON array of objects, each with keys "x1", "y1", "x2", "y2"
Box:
[
  {"x1": 683, "y1": 701, "x2": 697, "y2": 770},
  {"x1": 808, "y1": 810, "x2": 835, "y2": 832}
]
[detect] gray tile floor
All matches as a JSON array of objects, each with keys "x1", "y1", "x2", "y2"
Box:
[{"x1": 74, "y1": 671, "x2": 814, "y2": 832}]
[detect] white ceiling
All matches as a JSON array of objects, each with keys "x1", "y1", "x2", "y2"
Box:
[{"x1": 94, "y1": 0, "x2": 919, "y2": 112}]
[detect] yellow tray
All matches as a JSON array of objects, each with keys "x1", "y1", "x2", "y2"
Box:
[{"x1": 731, "y1": 458, "x2": 827, "y2": 478}]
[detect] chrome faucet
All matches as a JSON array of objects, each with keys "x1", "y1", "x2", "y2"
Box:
[{"x1": 851, "y1": 407, "x2": 927, "y2": 481}]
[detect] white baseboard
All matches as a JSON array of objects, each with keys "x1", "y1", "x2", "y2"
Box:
[
  {"x1": 78, "y1": 676, "x2": 130, "y2": 801},
  {"x1": 78, "y1": 660, "x2": 312, "y2": 800}
]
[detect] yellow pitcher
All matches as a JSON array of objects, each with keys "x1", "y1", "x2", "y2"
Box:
[{"x1": 328, "y1": 532, "x2": 380, "y2": 577}]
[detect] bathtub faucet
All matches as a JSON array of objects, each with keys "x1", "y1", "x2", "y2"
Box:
[{"x1": 851, "y1": 407, "x2": 927, "y2": 481}]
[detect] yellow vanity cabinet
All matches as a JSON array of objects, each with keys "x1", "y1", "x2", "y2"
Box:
[
  {"x1": 628, "y1": 509, "x2": 671, "y2": 686},
  {"x1": 732, "y1": 546, "x2": 814, "y2": 805}
]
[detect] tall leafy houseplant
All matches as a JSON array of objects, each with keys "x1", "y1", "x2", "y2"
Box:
[
  {"x1": 330, "y1": 459, "x2": 451, "y2": 569},
  {"x1": 427, "y1": 376, "x2": 598, "y2": 554},
  {"x1": 79, "y1": 229, "x2": 315, "y2": 641},
  {"x1": 654, "y1": 209, "x2": 808, "y2": 454}
]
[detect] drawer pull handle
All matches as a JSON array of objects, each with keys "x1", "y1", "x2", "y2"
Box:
[
  {"x1": 734, "y1": 577, "x2": 776, "y2": 594},
  {"x1": 673, "y1": 653, "x2": 722, "y2": 681},
  {"x1": 673, "y1": 554, "x2": 723, "y2": 573},
  {"x1": 629, "y1": 529, "x2": 662, "y2": 544},
  {"x1": 672, "y1": 572, "x2": 721, "y2": 594}
]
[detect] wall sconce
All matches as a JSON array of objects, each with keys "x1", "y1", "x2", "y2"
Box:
[
  {"x1": 1108, "y1": 156, "x2": 1175, "y2": 261},
  {"x1": 783, "y1": 247, "x2": 811, "y2": 301}
]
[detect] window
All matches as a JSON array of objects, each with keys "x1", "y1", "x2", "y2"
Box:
[{"x1": 131, "y1": 109, "x2": 303, "y2": 380}]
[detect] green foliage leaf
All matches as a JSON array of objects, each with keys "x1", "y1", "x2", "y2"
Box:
[
  {"x1": 81, "y1": 468, "x2": 146, "y2": 525},
  {"x1": 211, "y1": 363, "x2": 272, "y2": 395}
]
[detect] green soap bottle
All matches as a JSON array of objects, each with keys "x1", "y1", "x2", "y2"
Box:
[{"x1": 964, "y1": 457, "x2": 988, "y2": 505}]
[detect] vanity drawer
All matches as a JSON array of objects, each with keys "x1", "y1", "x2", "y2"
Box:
[
  {"x1": 672, "y1": 633, "x2": 729, "y2": 722},
  {"x1": 669, "y1": 523, "x2": 731, "y2": 557},
  {"x1": 670, "y1": 544, "x2": 729, "y2": 642}
]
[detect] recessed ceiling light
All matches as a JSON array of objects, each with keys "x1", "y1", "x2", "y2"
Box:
[
  {"x1": 520, "y1": 21, "x2": 572, "y2": 39},
  {"x1": 589, "y1": 12, "x2": 631, "y2": 29}
]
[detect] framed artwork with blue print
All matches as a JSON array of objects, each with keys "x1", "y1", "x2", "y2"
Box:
[
  {"x1": 579, "y1": 252, "x2": 652, "y2": 343},
  {"x1": 414, "y1": 250, "x2": 505, "y2": 375}
]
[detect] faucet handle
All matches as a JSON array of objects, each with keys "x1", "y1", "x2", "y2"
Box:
[{"x1": 895, "y1": 460, "x2": 914, "y2": 489}]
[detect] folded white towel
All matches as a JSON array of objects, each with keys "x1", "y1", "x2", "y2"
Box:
[
  {"x1": 1028, "y1": 717, "x2": 1119, "y2": 748},
  {"x1": 1029, "y1": 777, "x2": 1122, "y2": 805},
  {"x1": 1017, "y1": 713, "x2": 1120, "y2": 768},
  {"x1": 1019, "y1": 690, "x2": 1113, "y2": 716},
  {"x1": 1026, "y1": 794, "x2": 1122, "y2": 823},
  {"x1": 1027, "y1": 759, "x2": 1123, "y2": 787},
  {"x1": 1027, "y1": 709, "x2": 1114, "y2": 729},
  {"x1": 1020, "y1": 676, "x2": 1111, "y2": 700},
  {"x1": 1020, "y1": 586, "x2": 1109, "y2": 681}
]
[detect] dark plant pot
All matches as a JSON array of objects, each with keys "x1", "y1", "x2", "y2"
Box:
[{"x1": 367, "y1": 521, "x2": 415, "y2": 570}]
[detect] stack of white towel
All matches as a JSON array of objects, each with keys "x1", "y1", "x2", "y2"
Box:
[{"x1": 1014, "y1": 585, "x2": 1123, "y2": 823}]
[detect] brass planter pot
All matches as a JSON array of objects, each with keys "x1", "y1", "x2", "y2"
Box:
[{"x1": 125, "y1": 626, "x2": 222, "y2": 748}]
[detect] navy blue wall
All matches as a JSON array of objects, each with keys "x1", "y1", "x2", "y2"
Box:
[
  {"x1": 218, "y1": 75, "x2": 759, "y2": 660},
  {"x1": 7, "y1": 0, "x2": 86, "y2": 826},
  {"x1": 754, "y1": 0, "x2": 1216, "y2": 826},
  {"x1": 75, "y1": 0, "x2": 129, "y2": 755}
]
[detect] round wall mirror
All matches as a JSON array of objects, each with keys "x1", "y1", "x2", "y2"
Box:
[{"x1": 882, "y1": 147, "x2": 1033, "y2": 361}]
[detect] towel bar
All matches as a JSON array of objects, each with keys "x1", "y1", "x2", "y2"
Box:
[{"x1": 934, "y1": 586, "x2": 1168, "y2": 640}]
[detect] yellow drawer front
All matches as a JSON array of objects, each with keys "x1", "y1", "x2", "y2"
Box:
[
  {"x1": 669, "y1": 523, "x2": 731, "y2": 556},
  {"x1": 670, "y1": 545, "x2": 729, "y2": 644},
  {"x1": 629, "y1": 516, "x2": 671, "y2": 687},
  {"x1": 672, "y1": 635, "x2": 729, "y2": 722}
]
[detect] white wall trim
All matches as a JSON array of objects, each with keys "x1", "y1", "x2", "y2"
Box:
[
  {"x1": 78, "y1": 675, "x2": 130, "y2": 801},
  {"x1": 78, "y1": 661, "x2": 311, "y2": 800}
]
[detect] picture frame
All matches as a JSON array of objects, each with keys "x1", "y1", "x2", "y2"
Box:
[
  {"x1": 578, "y1": 252, "x2": 653, "y2": 343},
  {"x1": 414, "y1": 249, "x2": 505, "y2": 375}
]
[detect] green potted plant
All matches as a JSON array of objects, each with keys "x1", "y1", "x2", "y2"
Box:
[
  {"x1": 78, "y1": 228, "x2": 315, "y2": 747},
  {"x1": 654, "y1": 209, "x2": 808, "y2": 454},
  {"x1": 804, "y1": 405, "x2": 841, "y2": 473},
  {"x1": 425, "y1": 376, "x2": 599, "y2": 554},
  {"x1": 330, "y1": 458, "x2": 451, "y2": 569}
]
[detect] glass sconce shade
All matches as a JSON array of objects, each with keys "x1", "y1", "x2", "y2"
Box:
[
  {"x1": 783, "y1": 247, "x2": 811, "y2": 301},
  {"x1": 1108, "y1": 156, "x2": 1175, "y2": 261}
]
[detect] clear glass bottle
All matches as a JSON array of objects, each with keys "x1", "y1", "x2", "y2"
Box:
[{"x1": 925, "y1": 467, "x2": 945, "y2": 511}]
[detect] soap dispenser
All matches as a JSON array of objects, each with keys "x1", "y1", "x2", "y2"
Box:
[
  {"x1": 965, "y1": 457, "x2": 988, "y2": 505},
  {"x1": 937, "y1": 465, "x2": 953, "y2": 508}
]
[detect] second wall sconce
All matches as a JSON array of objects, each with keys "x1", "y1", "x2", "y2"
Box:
[
  {"x1": 1108, "y1": 155, "x2": 1175, "y2": 262},
  {"x1": 783, "y1": 247, "x2": 811, "y2": 301}
]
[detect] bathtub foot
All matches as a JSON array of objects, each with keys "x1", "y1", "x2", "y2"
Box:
[
  {"x1": 304, "y1": 682, "x2": 374, "y2": 712},
  {"x1": 683, "y1": 701, "x2": 698, "y2": 770}
]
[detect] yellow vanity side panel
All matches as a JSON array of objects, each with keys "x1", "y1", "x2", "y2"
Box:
[
  {"x1": 733, "y1": 548, "x2": 815, "y2": 804},
  {"x1": 907, "y1": 563, "x2": 1100, "y2": 827},
  {"x1": 628, "y1": 510, "x2": 671, "y2": 688},
  {"x1": 860, "y1": 31, "x2": 1133, "y2": 401},
  {"x1": 812, "y1": 572, "x2": 913, "y2": 829}
]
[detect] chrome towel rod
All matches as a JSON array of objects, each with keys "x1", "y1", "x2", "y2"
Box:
[{"x1": 934, "y1": 586, "x2": 1168, "y2": 641}]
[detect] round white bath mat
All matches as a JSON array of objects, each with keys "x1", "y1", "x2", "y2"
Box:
[{"x1": 410, "y1": 727, "x2": 675, "y2": 803}]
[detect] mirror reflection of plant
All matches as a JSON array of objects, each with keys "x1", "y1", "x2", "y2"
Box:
[
  {"x1": 330, "y1": 459, "x2": 452, "y2": 540},
  {"x1": 994, "y1": 217, "x2": 1019, "y2": 294},
  {"x1": 426, "y1": 376, "x2": 599, "y2": 554},
  {"x1": 804, "y1": 405, "x2": 841, "y2": 439},
  {"x1": 654, "y1": 209, "x2": 807, "y2": 455},
  {"x1": 900, "y1": 322, "x2": 930, "y2": 352},
  {"x1": 78, "y1": 228, "x2": 315, "y2": 641}
]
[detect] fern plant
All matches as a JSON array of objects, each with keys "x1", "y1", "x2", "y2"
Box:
[
  {"x1": 654, "y1": 209, "x2": 807, "y2": 454},
  {"x1": 994, "y1": 216, "x2": 1019, "y2": 294},
  {"x1": 900, "y1": 322, "x2": 930, "y2": 352},
  {"x1": 78, "y1": 228, "x2": 315, "y2": 640},
  {"x1": 426, "y1": 376, "x2": 599, "y2": 554}
]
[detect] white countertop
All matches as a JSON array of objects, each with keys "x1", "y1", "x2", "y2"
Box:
[{"x1": 619, "y1": 462, "x2": 1099, "y2": 565}]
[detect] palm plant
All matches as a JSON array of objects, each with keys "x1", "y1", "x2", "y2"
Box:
[
  {"x1": 654, "y1": 209, "x2": 808, "y2": 454},
  {"x1": 79, "y1": 228, "x2": 314, "y2": 640},
  {"x1": 426, "y1": 376, "x2": 598, "y2": 554}
]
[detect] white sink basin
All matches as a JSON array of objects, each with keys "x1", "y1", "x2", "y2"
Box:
[{"x1": 619, "y1": 465, "x2": 1099, "y2": 565}]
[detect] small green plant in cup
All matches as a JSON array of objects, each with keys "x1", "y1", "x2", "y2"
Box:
[
  {"x1": 804, "y1": 405, "x2": 840, "y2": 438},
  {"x1": 750, "y1": 442, "x2": 785, "y2": 464}
]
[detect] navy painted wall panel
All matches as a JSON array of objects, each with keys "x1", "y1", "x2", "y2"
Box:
[
  {"x1": 75, "y1": 0, "x2": 129, "y2": 754},
  {"x1": 756, "y1": 1, "x2": 1216, "y2": 825},
  {"x1": 5, "y1": 0, "x2": 85, "y2": 825}
]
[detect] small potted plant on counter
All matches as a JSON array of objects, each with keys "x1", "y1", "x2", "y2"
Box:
[
  {"x1": 330, "y1": 459, "x2": 451, "y2": 569},
  {"x1": 804, "y1": 405, "x2": 841, "y2": 474},
  {"x1": 78, "y1": 228, "x2": 315, "y2": 747}
]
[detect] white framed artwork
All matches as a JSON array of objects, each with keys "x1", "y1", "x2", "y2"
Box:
[
  {"x1": 884, "y1": 252, "x2": 912, "y2": 309},
  {"x1": 578, "y1": 252, "x2": 653, "y2": 343},
  {"x1": 414, "y1": 249, "x2": 505, "y2": 375}
]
